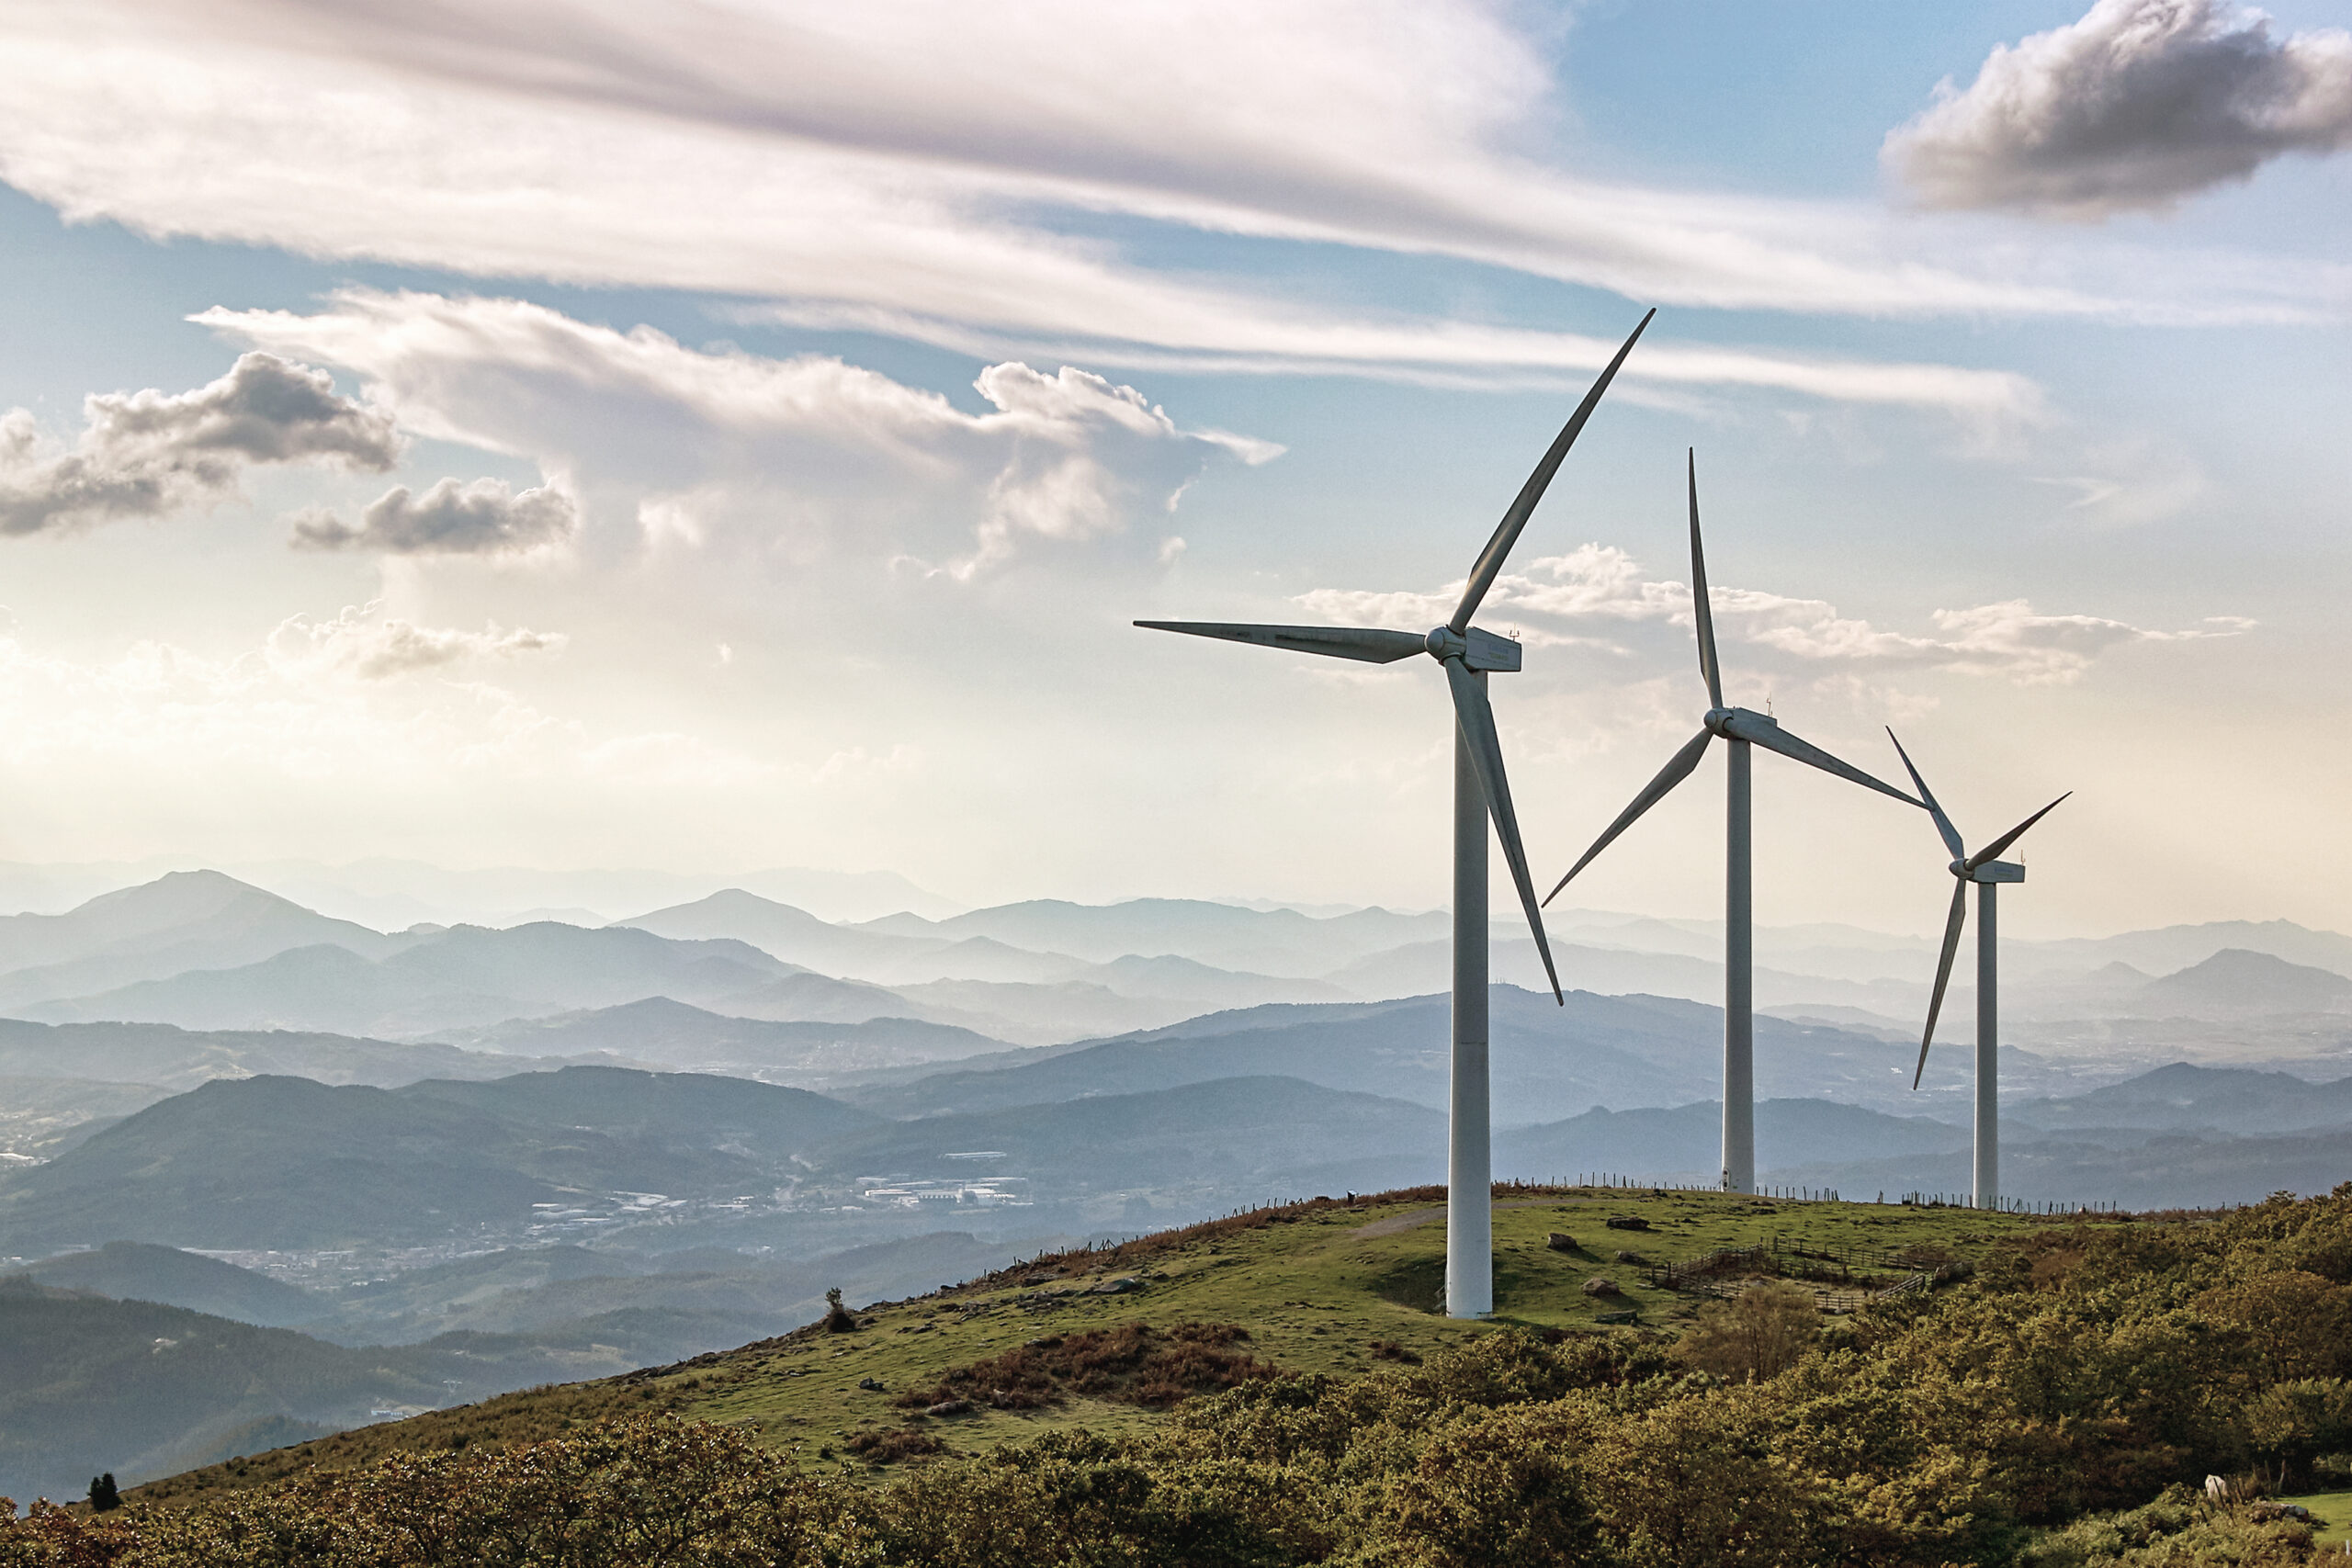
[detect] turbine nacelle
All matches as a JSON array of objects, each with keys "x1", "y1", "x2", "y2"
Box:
[
  {"x1": 1426, "y1": 625, "x2": 1521, "y2": 671},
  {"x1": 1967, "y1": 859, "x2": 2026, "y2": 884}
]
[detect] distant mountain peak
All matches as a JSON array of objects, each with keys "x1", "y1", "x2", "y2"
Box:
[
  {"x1": 76, "y1": 868, "x2": 305, "y2": 920},
  {"x1": 2140, "y1": 947, "x2": 2352, "y2": 1015}
]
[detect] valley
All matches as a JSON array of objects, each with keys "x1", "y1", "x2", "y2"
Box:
[{"x1": 1, "y1": 865, "x2": 2348, "y2": 1516}]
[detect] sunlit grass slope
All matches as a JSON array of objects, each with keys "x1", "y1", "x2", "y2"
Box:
[{"x1": 131, "y1": 1184, "x2": 2048, "y2": 1506}]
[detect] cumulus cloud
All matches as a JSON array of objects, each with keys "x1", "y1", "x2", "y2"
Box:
[
  {"x1": 203, "y1": 290, "x2": 1278, "y2": 575},
  {"x1": 291, "y1": 476, "x2": 577, "y2": 555},
  {"x1": 266, "y1": 601, "x2": 567, "y2": 681},
  {"x1": 1887, "y1": 0, "x2": 2352, "y2": 217},
  {"x1": 0, "y1": 353, "x2": 400, "y2": 534},
  {"x1": 1298, "y1": 546, "x2": 2251, "y2": 685}
]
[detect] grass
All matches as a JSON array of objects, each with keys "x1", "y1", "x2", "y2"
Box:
[
  {"x1": 127, "y1": 1185, "x2": 2057, "y2": 1505},
  {"x1": 2277, "y1": 1489, "x2": 2352, "y2": 1545}
]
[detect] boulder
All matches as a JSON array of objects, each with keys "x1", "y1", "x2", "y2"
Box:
[
  {"x1": 1604, "y1": 1215, "x2": 1651, "y2": 1231},
  {"x1": 1582, "y1": 1277, "x2": 1623, "y2": 1297},
  {"x1": 1545, "y1": 1233, "x2": 1577, "y2": 1252}
]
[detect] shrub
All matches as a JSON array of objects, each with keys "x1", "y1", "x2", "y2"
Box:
[{"x1": 1672, "y1": 1281, "x2": 1820, "y2": 1383}]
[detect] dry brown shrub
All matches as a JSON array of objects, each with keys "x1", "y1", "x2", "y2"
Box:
[
  {"x1": 845, "y1": 1427, "x2": 945, "y2": 1463},
  {"x1": 1671, "y1": 1280, "x2": 1821, "y2": 1384}
]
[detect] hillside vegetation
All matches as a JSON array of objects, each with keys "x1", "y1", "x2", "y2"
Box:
[{"x1": 10, "y1": 1186, "x2": 2352, "y2": 1562}]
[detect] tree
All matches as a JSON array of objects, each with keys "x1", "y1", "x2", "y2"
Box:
[
  {"x1": 824, "y1": 1286, "x2": 856, "y2": 1333},
  {"x1": 86, "y1": 1473, "x2": 119, "y2": 1513},
  {"x1": 1673, "y1": 1280, "x2": 1820, "y2": 1383}
]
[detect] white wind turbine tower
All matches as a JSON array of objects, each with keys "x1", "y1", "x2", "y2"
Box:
[
  {"x1": 1138, "y1": 310, "x2": 1654, "y2": 1319},
  {"x1": 1543, "y1": 453, "x2": 1920, "y2": 1194},
  {"x1": 1886, "y1": 731, "x2": 2067, "y2": 1211}
]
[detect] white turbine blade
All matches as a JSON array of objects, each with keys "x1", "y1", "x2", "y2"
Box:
[
  {"x1": 1543, "y1": 727, "x2": 1713, "y2": 906},
  {"x1": 1444, "y1": 658, "x2": 1564, "y2": 1005},
  {"x1": 1688, "y1": 450, "x2": 1724, "y2": 710},
  {"x1": 1722, "y1": 711, "x2": 1920, "y2": 807},
  {"x1": 1914, "y1": 880, "x2": 1969, "y2": 1089},
  {"x1": 1133, "y1": 622, "x2": 1426, "y2": 663},
  {"x1": 1886, "y1": 728, "x2": 1965, "y2": 861},
  {"x1": 1966, "y1": 793, "x2": 2071, "y2": 874},
  {"x1": 1448, "y1": 310, "x2": 1655, "y2": 634}
]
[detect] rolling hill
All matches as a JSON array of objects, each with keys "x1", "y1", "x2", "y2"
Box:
[
  {"x1": 853, "y1": 897, "x2": 1448, "y2": 976},
  {"x1": 2009, "y1": 1060, "x2": 2352, "y2": 1135},
  {"x1": 0, "y1": 1068, "x2": 881, "y2": 1250},
  {"x1": 2, "y1": 1241, "x2": 324, "y2": 1328},
  {"x1": 1495, "y1": 1097, "x2": 1970, "y2": 1183},
  {"x1": 441, "y1": 998, "x2": 1013, "y2": 1077},
  {"x1": 18, "y1": 924, "x2": 803, "y2": 1036},
  {"x1": 0, "y1": 871, "x2": 418, "y2": 1010},
  {"x1": 819, "y1": 1075, "x2": 1445, "y2": 1201},
  {"x1": 0, "y1": 1279, "x2": 720, "y2": 1507},
  {"x1": 2133, "y1": 948, "x2": 2352, "y2": 1018},
  {"x1": 844, "y1": 985, "x2": 1937, "y2": 1122}
]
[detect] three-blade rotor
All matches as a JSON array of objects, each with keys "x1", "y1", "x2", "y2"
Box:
[
  {"x1": 1136, "y1": 310, "x2": 1659, "y2": 1007},
  {"x1": 1888, "y1": 728, "x2": 2069, "y2": 1089},
  {"x1": 1544, "y1": 453, "x2": 1919, "y2": 907}
]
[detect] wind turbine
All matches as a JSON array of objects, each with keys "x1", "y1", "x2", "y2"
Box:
[
  {"x1": 1542, "y1": 452, "x2": 1919, "y2": 1194},
  {"x1": 1886, "y1": 732, "x2": 2066, "y2": 1212},
  {"x1": 1137, "y1": 310, "x2": 1654, "y2": 1320}
]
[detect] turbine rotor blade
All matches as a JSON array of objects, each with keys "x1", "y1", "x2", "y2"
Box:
[
  {"x1": 1966, "y1": 793, "x2": 2071, "y2": 873},
  {"x1": 1721, "y1": 712, "x2": 1920, "y2": 807},
  {"x1": 1448, "y1": 310, "x2": 1655, "y2": 634},
  {"x1": 1688, "y1": 450, "x2": 1724, "y2": 710},
  {"x1": 1443, "y1": 658, "x2": 1564, "y2": 1005},
  {"x1": 1914, "y1": 879, "x2": 1970, "y2": 1090},
  {"x1": 1543, "y1": 727, "x2": 1713, "y2": 905},
  {"x1": 1133, "y1": 621, "x2": 1426, "y2": 664},
  {"x1": 1886, "y1": 728, "x2": 1965, "y2": 861}
]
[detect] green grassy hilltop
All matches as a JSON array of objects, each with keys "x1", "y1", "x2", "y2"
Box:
[
  {"x1": 10, "y1": 1182, "x2": 2351, "y2": 1567},
  {"x1": 127, "y1": 1184, "x2": 2039, "y2": 1503}
]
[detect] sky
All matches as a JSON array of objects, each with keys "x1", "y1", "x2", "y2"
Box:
[{"x1": 0, "y1": 0, "x2": 2345, "y2": 939}]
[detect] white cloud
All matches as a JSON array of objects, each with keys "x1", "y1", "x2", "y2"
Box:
[
  {"x1": 201, "y1": 289, "x2": 1272, "y2": 575},
  {"x1": 1296, "y1": 546, "x2": 2250, "y2": 684},
  {"x1": 0, "y1": 352, "x2": 399, "y2": 534},
  {"x1": 266, "y1": 602, "x2": 566, "y2": 681},
  {"x1": 291, "y1": 476, "x2": 578, "y2": 555},
  {"x1": 1887, "y1": 0, "x2": 2352, "y2": 217}
]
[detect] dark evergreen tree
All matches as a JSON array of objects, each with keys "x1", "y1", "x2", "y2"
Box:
[{"x1": 87, "y1": 1472, "x2": 119, "y2": 1512}]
